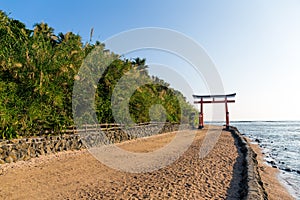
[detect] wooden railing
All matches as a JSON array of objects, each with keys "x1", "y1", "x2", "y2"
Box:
[{"x1": 43, "y1": 122, "x2": 176, "y2": 135}]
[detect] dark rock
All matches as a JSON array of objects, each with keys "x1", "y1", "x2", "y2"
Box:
[
  {"x1": 255, "y1": 138, "x2": 261, "y2": 143},
  {"x1": 267, "y1": 160, "x2": 276, "y2": 166},
  {"x1": 283, "y1": 168, "x2": 292, "y2": 172}
]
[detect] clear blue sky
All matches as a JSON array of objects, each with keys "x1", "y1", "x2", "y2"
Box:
[{"x1": 2, "y1": 0, "x2": 300, "y2": 121}]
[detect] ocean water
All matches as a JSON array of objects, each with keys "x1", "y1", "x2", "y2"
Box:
[{"x1": 230, "y1": 121, "x2": 300, "y2": 200}]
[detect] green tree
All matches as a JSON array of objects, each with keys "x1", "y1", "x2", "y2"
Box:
[{"x1": 0, "y1": 10, "x2": 197, "y2": 139}]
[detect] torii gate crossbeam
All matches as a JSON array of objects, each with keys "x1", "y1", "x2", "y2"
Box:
[{"x1": 193, "y1": 93, "x2": 236, "y2": 130}]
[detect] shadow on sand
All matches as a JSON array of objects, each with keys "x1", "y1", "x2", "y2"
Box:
[{"x1": 225, "y1": 130, "x2": 248, "y2": 200}]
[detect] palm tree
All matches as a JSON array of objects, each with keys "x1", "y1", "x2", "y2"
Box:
[{"x1": 33, "y1": 22, "x2": 58, "y2": 46}]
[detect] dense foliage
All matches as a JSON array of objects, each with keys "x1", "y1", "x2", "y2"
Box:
[{"x1": 0, "y1": 11, "x2": 196, "y2": 139}]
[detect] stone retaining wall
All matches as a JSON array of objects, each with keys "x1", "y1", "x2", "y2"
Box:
[
  {"x1": 0, "y1": 123, "x2": 189, "y2": 164},
  {"x1": 229, "y1": 127, "x2": 268, "y2": 200},
  {"x1": 0, "y1": 134, "x2": 84, "y2": 164},
  {"x1": 81, "y1": 123, "x2": 187, "y2": 148}
]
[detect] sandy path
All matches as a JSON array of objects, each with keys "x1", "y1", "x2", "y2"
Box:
[{"x1": 0, "y1": 128, "x2": 241, "y2": 199}]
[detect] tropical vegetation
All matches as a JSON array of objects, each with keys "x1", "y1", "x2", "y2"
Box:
[{"x1": 0, "y1": 11, "x2": 196, "y2": 139}]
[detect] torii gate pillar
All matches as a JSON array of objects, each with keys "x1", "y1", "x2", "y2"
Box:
[{"x1": 199, "y1": 98, "x2": 204, "y2": 129}]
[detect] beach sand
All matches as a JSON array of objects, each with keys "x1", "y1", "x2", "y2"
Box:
[{"x1": 0, "y1": 127, "x2": 294, "y2": 199}]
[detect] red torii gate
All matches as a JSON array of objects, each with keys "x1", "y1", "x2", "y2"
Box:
[{"x1": 193, "y1": 93, "x2": 236, "y2": 130}]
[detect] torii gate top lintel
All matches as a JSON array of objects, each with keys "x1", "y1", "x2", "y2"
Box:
[
  {"x1": 193, "y1": 93, "x2": 236, "y2": 99},
  {"x1": 193, "y1": 93, "x2": 236, "y2": 130}
]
